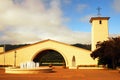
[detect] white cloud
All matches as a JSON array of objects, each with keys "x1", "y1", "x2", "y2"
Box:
[
  {"x1": 63, "y1": 0, "x2": 71, "y2": 4},
  {"x1": 76, "y1": 4, "x2": 88, "y2": 13},
  {"x1": 80, "y1": 14, "x2": 95, "y2": 23},
  {"x1": 113, "y1": 0, "x2": 120, "y2": 13},
  {"x1": 0, "y1": 0, "x2": 91, "y2": 44},
  {"x1": 110, "y1": 34, "x2": 120, "y2": 38}
]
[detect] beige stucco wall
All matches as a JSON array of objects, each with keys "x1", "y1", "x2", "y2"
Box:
[
  {"x1": 0, "y1": 47, "x2": 4, "y2": 53},
  {"x1": 90, "y1": 17, "x2": 109, "y2": 51},
  {"x1": 0, "y1": 40, "x2": 97, "y2": 68}
]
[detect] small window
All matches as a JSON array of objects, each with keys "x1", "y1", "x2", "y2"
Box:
[{"x1": 99, "y1": 20, "x2": 102, "y2": 24}]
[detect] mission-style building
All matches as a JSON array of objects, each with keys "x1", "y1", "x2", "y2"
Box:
[{"x1": 0, "y1": 15, "x2": 110, "y2": 69}]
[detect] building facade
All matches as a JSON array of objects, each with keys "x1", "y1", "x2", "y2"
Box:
[{"x1": 0, "y1": 16, "x2": 110, "y2": 69}]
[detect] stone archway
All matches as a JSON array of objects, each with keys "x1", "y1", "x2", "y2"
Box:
[{"x1": 33, "y1": 49, "x2": 66, "y2": 67}]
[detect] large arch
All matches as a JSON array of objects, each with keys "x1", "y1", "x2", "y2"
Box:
[
  {"x1": 0, "y1": 39, "x2": 97, "y2": 69},
  {"x1": 32, "y1": 49, "x2": 66, "y2": 66}
]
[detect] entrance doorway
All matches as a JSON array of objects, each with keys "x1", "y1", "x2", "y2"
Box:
[{"x1": 33, "y1": 50, "x2": 66, "y2": 66}]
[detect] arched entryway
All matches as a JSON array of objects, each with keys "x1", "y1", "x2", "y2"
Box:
[{"x1": 33, "y1": 49, "x2": 66, "y2": 67}]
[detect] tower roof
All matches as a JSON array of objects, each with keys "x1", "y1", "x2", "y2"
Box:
[{"x1": 89, "y1": 17, "x2": 110, "y2": 23}]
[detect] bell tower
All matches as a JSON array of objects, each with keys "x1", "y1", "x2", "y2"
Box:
[{"x1": 90, "y1": 7, "x2": 110, "y2": 51}]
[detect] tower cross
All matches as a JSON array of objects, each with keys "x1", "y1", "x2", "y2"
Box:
[{"x1": 97, "y1": 7, "x2": 102, "y2": 17}]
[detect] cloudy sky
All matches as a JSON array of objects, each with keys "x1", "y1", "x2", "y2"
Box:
[{"x1": 0, "y1": 0, "x2": 120, "y2": 44}]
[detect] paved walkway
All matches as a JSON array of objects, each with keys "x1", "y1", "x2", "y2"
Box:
[{"x1": 0, "y1": 67, "x2": 120, "y2": 80}]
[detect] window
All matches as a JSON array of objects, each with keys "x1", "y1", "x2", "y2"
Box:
[{"x1": 99, "y1": 20, "x2": 102, "y2": 24}]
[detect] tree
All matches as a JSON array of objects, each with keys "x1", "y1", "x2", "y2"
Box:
[{"x1": 90, "y1": 36, "x2": 120, "y2": 69}]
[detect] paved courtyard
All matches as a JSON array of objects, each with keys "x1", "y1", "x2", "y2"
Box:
[{"x1": 0, "y1": 67, "x2": 120, "y2": 80}]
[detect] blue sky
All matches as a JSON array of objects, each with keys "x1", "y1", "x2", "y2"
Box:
[
  {"x1": 61, "y1": 0, "x2": 119, "y2": 34},
  {"x1": 0, "y1": 0, "x2": 120, "y2": 44}
]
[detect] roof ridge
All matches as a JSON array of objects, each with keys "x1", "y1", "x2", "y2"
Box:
[{"x1": 0, "y1": 39, "x2": 91, "y2": 55}]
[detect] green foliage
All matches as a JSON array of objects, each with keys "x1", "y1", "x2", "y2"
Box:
[
  {"x1": 0, "y1": 43, "x2": 91, "y2": 51},
  {"x1": 0, "y1": 44, "x2": 29, "y2": 51},
  {"x1": 72, "y1": 43, "x2": 91, "y2": 50},
  {"x1": 91, "y1": 36, "x2": 120, "y2": 69}
]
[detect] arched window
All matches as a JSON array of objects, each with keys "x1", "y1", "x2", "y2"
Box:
[
  {"x1": 72, "y1": 56, "x2": 76, "y2": 67},
  {"x1": 99, "y1": 20, "x2": 102, "y2": 24}
]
